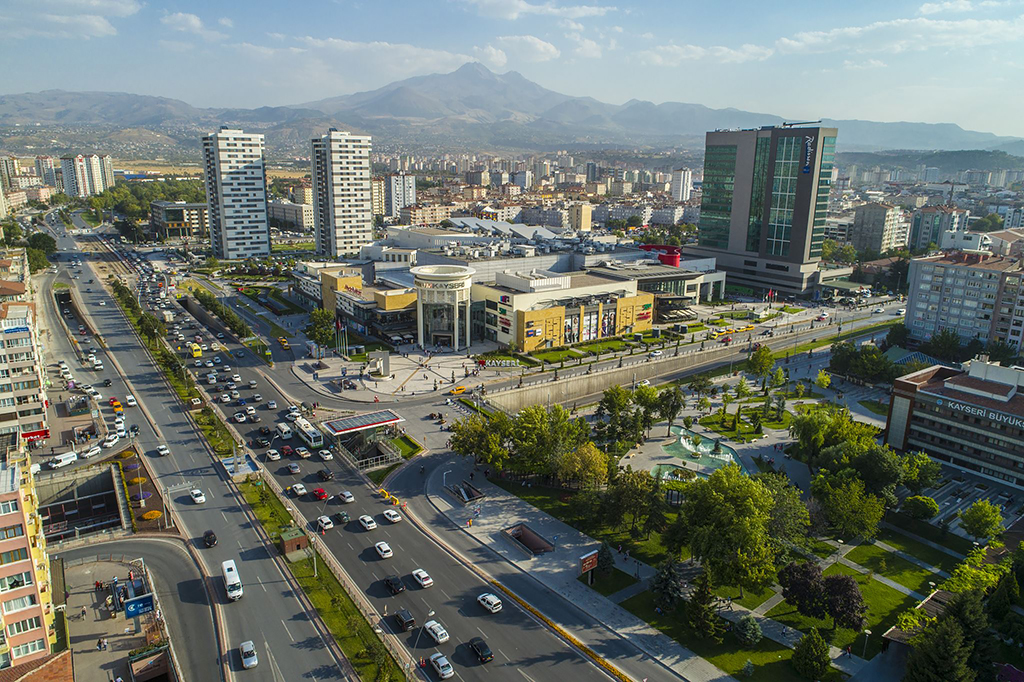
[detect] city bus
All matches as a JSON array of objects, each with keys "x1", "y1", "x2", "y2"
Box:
[
  {"x1": 190, "y1": 343, "x2": 202, "y2": 358},
  {"x1": 293, "y1": 417, "x2": 324, "y2": 449}
]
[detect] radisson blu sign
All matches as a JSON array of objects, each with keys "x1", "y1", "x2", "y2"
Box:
[{"x1": 936, "y1": 398, "x2": 1024, "y2": 430}]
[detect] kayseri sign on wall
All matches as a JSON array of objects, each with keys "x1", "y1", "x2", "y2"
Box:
[{"x1": 935, "y1": 397, "x2": 1024, "y2": 430}]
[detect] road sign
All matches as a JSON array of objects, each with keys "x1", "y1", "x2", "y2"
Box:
[
  {"x1": 124, "y1": 593, "x2": 155, "y2": 618},
  {"x1": 580, "y1": 549, "x2": 599, "y2": 575}
]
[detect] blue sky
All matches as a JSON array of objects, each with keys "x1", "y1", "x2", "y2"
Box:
[{"x1": 2, "y1": 0, "x2": 1022, "y2": 136}]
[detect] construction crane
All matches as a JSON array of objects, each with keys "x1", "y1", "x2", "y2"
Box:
[
  {"x1": 780, "y1": 120, "x2": 822, "y2": 128},
  {"x1": 939, "y1": 180, "x2": 958, "y2": 206}
]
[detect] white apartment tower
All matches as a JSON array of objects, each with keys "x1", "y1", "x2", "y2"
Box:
[
  {"x1": 59, "y1": 154, "x2": 114, "y2": 198},
  {"x1": 202, "y1": 128, "x2": 271, "y2": 259},
  {"x1": 670, "y1": 168, "x2": 692, "y2": 202},
  {"x1": 384, "y1": 172, "x2": 416, "y2": 218},
  {"x1": 311, "y1": 129, "x2": 373, "y2": 257},
  {"x1": 33, "y1": 157, "x2": 57, "y2": 188}
]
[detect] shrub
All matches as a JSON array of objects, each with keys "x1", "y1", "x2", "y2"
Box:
[
  {"x1": 141, "y1": 510, "x2": 163, "y2": 521},
  {"x1": 734, "y1": 614, "x2": 763, "y2": 646},
  {"x1": 130, "y1": 491, "x2": 153, "y2": 501},
  {"x1": 127, "y1": 477, "x2": 147, "y2": 486},
  {"x1": 791, "y1": 627, "x2": 830, "y2": 679},
  {"x1": 904, "y1": 495, "x2": 940, "y2": 520},
  {"x1": 118, "y1": 451, "x2": 136, "y2": 459}
]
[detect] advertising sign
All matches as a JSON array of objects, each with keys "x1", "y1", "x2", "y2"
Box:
[
  {"x1": 580, "y1": 550, "x2": 599, "y2": 575},
  {"x1": 124, "y1": 593, "x2": 155, "y2": 618}
]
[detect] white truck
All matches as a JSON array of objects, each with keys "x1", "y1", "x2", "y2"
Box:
[
  {"x1": 221, "y1": 560, "x2": 243, "y2": 601},
  {"x1": 162, "y1": 310, "x2": 174, "y2": 323}
]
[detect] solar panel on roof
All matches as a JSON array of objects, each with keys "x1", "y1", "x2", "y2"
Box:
[{"x1": 322, "y1": 410, "x2": 404, "y2": 436}]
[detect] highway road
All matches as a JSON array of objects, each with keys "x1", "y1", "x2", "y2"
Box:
[
  {"x1": 56, "y1": 538, "x2": 217, "y2": 682},
  {"x1": 41, "y1": 212, "x2": 347, "y2": 682}
]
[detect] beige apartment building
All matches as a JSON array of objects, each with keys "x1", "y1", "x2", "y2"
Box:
[{"x1": 400, "y1": 204, "x2": 455, "y2": 226}]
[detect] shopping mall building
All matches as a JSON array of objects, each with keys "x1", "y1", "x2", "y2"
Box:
[{"x1": 886, "y1": 359, "x2": 1024, "y2": 487}]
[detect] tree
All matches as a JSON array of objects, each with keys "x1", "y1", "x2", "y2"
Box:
[
  {"x1": 816, "y1": 477, "x2": 884, "y2": 540},
  {"x1": 822, "y1": 573, "x2": 866, "y2": 631},
  {"x1": 960, "y1": 499, "x2": 1004, "y2": 541},
  {"x1": 778, "y1": 561, "x2": 826, "y2": 619},
  {"x1": 821, "y1": 238, "x2": 837, "y2": 261},
  {"x1": 902, "y1": 451, "x2": 942, "y2": 493},
  {"x1": 643, "y1": 477, "x2": 669, "y2": 539},
  {"x1": 308, "y1": 308, "x2": 336, "y2": 351},
  {"x1": 632, "y1": 384, "x2": 660, "y2": 438},
  {"x1": 26, "y1": 248, "x2": 50, "y2": 273},
  {"x1": 734, "y1": 376, "x2": 752, "y2": 400},
  {"x1": 556, "y1": 442, "x2": 608, "y2": 488},
  {"x1": 971, "y1": 213, "x2": 1004, "y2": 232},
  {"x1": 769, "y1": 367, "x2": 787, "y2": 392},
  {"x1": 697, "y1": 396, "x2": 711, "y2": 415},
  {"x1": 794, "y1": 382, "x2": 805, "y2": 399},
  {"x1": 757, "y1": 473, "x2": 810, "y2": 551},
  {"x1": 904, "y1": 618, "x2": 977, "y2": 682},
  {"x1": 747, "y1": 346, "x2": 775, "y2": 390},
  {"x1": 2, "y1": 222, "x2": 22, "y2": 246},
  {"x1": 658, "y1": 385, "x2": 686, "y2": 437},
  {"x1": 595, "y1": 385, "x2": 638, "y2": 446},
  {"x1": 734, "y1": 614, "x2": 762, "y2": 646},
  {"x1": 942, "y1": 590, "x2": 998, "y2": 682},
  {"x1": 687, "y1": 374, "x2": 713, "y2": 398},
  {"x1": 449, "y1": 413, "x2": 512, "y2": 470},
  {"x1": 26, "y1": 232, "x2": 57, "y2": 255},
  {"x1": 651, "y1": 559, "x2": 687, "y2": 610},
  {"x1": 608, "y1": 469, "x2": 654, "y2": 531},
  {"x1": 814, "y1": 370, "x2": 831, "y2": 390},
  {"x1": 741, "y1": 660, "x2": 755, "y2": 678},
  {"x1": 675, "y1": 465, "x2": 777, "y2": 596},
  {"x1": 567, "y1": 490, "x2": 604, "y2": 532},
  {"x1": 921, "y1": 328, "x2": 964, "y2": 362},
  {"x1": 988, "y1": 573, "x2": 1019, "y2": 621},
  {"x1": 790, "y1": 628, "x2": 831, "y2": 680},
  {"x1": 886, "y1": 323, "x2": 910, "y2": 348},
  {"x1": 903, "y1": 494, "x2": 939, "y2": 520},
  {"x1": 852, "y1": 443, "x2": 904, "y2": 493},
  {"x1": 596, "y1": 542, "x2": 616, "y2": 575},
  {"x1": 986, "y1": 340, "x2": 1019, "y2": 365},
  {"x1": 686, "y1": 570, "x2": 723, "y2": 642}
]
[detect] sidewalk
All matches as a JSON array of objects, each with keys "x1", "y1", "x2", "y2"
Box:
[{"x1": 427, "y1": 457, "x2": 868, "y2": 678}]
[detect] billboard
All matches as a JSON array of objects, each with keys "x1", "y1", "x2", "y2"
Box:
[
  {"x1": 124, "y1": 593, "x2": 155, "y2": 618},
  {"x1": 579, "y1": 550, "x2": 599, "y2": 575}
]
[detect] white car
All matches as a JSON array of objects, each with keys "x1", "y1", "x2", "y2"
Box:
[
  {"x1": 383, "y1": 509, "x2": 402, "y2": 524},
  {"x1": 285, "y1": 412, "x2": 299, "y2": 422},
  {"x1": 194, "y1": 360, "x2": 203, "y2": 367},
  {"x1": 125, "y1": 395, "x2": 137, "y2": 407},
  {"x1": 205, "y1": 360, "x2": 214, "y2": 368},
  {"x1": 220, "y1": 394, "x2": 231, "y2": 404},
  {"x1": 230, "y1": 390, "x2": 240, "y2": 399},
  {"x1": 375, "y1": 541, "x2": 393, "y2": 559},
  {"x1": 339, "y1": 491, "x2": 354, "y2": 504},
  {"x1": 897, "y1": 308, "x2": 907, "y2": 315},
  {"x1": 114, "y1": 413, "x2": 125, "y2": 424},
  {"x1": 82, "y1": 446, "x2": 102, "y2": 459},
  {"x1": 214, "y1": 356, "x2": 222, "y2": 364},
  {"x1": 231, "y1": 374, "x2": 241, "y2": 383},
  {"x1": 429, "y1": 653, "x2": 454, "y2": 680},
  {"x1": 102, "y1": 434, "x2": 119, "y2": 448},
  {"x1": 115, "y1": 425, "x2": 126, "y2": 438},
  {"x1": 424, "y1": 620, "x2": 449, "y2": 644},
  {"x1": 265, "y1": 449, "x2": 280, "y2": 461},
  {"x1": 412, "y1": 568, "x2": 433, "y2": 588},
  {"x1": 245, "y1": 406, "x2": 256, "y2": 416},
  {"x1": 189, "y1": 489, "x2": 206, "y2": 504},
  {"x1": 267, "y1": 400, "x2": 278, "y2": 409},
  {"x1": 649, "y1": 350, "x2": 663, "y2": 358},
  {"x1": 478, "y1": 593, "x2": 502, "y2": 613},
  {"x1": 288, "y1": 405, "x2": 300, "y2": 414},
  {"x1": 248, "y1": 380, "x2": 257, "y2": 389},
  {"x1": 156, "y1": 445, "x2": 169, "y2": 457},
  {"x1": 291, "y1": 483, "x2": 307, "y2": 496},
  {"x1": 239, "y1": 641, "x2": 258, "y2": 670},
  {"x1": 359, "y1": 515, "x2": 377, "y2": 531},
  {"x1": 295, "y1": 447, "x2": 311, "y2": 459},
  {"x1": 873, "y1": 307, "x2": 885, "y2": 314},
  {"x1": 253, "y1": 393, "x2": 262, "y2": 402},
  {"x1": 318, "y1": 449, "x2": 333, "y2": 461},
  {"x1": 233, "y1": 413, "x2": 247, "y2": 423},
  {"x1": 316, "y1": 515, "x2": 334, "y2": 532}
]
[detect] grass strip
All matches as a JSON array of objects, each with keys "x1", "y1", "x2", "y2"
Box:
[
  {"x1": 858, "y1": 399, "x2": 890, "y2": 416},
  {"x1": 390, "y1": 435, "x2": 423, "y2": 459},
  {"x1": 845, "y1": 543, "x2": 940, "y2": 595},
  {"x1": 577, "y1": 568, "x2": 638, "y2": 597}
]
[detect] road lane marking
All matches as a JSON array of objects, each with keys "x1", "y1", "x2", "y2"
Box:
[
  {"x1": 518, "y1": 670, "x2": 538, "y2": 682},
  {"x1": 257, "y1": 576, "x2": 267, "y2": 592},
  {"x1": 476, "y1": 626, "x2": 487, "y2": 638},
  {"x1": 498, "y1": 648, "x2": 510, "y2": 662},
  {"x1": 280, "y1": 619, "x2": 294, "y2": 642},
  {"x1": 439, "y1": 588, "x2": 451, "y2": 600}
]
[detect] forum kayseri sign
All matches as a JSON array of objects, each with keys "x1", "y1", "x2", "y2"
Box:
[{"x1": 935, "y1": 398, "x2": 1024, "y2": 430}]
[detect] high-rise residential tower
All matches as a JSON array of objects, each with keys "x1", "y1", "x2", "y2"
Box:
[
  {"x1": 59, "y1": 154, "x2": 113, "y2": 198},
  {"x1": 670, "y1": 168, "x2": 692, "y2": 202},
  {"x1": 383, "y1": 172, "x2": 416, "y2": 218},
  {"x1": 688, "y1": 125, "x2": 837, "y2": 294},
  {"x1": 311, "y1": 129, "x2": 372, "y2": 257},
  {"x1": 202, "y1": 128, "x2": 271, "y2": 259},
  {"x1": 33, "y1": 157, "x2": 57, "y2": 188}
]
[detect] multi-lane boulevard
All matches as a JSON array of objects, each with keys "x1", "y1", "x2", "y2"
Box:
[{"x1": 42, "y1": 213, "x2": 347, "y2": 682}]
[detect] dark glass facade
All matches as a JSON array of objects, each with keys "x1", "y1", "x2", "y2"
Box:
[
  {"x1": 746, "y1": 137, "x2": 771, "y2": 252},
  {"x1": 698, "y1": 145, "x2": 737, "y2": 250}
]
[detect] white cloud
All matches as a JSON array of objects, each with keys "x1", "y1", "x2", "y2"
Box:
[
  {"x1": 565, "y1": 32, "x2": 602, "y2": 58},
  {"x1": 919, "y1": 0, "x2": 973, "y2": 14},
  {"x1": 495, "y1": 35, "x2": 561, "y2": 61},
  {"x1": 843, "y1": 58, "x2": 887, "y2": 69},
  {"x1": 460, "y1": 0, "x2": 615, "y2": 20},
  {"x1": 161, "y1": 12, "x2": 228, "y2": 41},
  {"x1": 776, "y1": 15, "x2": 1024, "y2": 54},
  {"x1": 218, "y1": 17, "x2": 234, "y2": 28},
  {"x1": 638, "y1": 42, "x2": 774, "y2": 65},
  {"x1": 559, "y1": 18, "x2": 584, "y2": 30},
  {"x1": 611, "y1": 25, "x2": 623, "y2": 32},
  {"x1": 4, "y1": 0, "x2": 139, "y2": 38},
  {"x1": 473, "y1": 45, "x2": 508, "y2": 68}
]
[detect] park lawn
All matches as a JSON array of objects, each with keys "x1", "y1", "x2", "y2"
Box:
[
  {"x1": 774, "y1": 320, "x2": 899, "y2": 359},
  {"x1": 714, "y1": 584, "x2": 776, "y2": 611},
  {"x1": 845, "y1": 543, "x2": 939, "y2": 595},
  {"x1": 578, "y1": 568, "x2": 638, "y2": 597},
  {"x1": 580, "y1": 339, "x2": 629, "y2": 354},
  {"x1": 532, "y1": 348, "x2": 583, "y2": 364},
  {"x1": 766, "y1": 563, "x2": 917, "y2": 659},
  {"x1": 698, "y1": 412, "x2": 762, "y2": 443},
  {"x1": 780, "y1": 306, "x2": 803, "y2": 314},
  {"x1": 239, "y1": 481, "x2": 398, "y2": 682},
  {"x1": 53, "y1": 281, "x2": 70, "y2": 289},
  {"x1": 739, "y1": 406, "x2": 792, "y2": 431},
  {"x1": 708, "y1": 319, "x2": 732, "y2": 327},
  {"x1": 884, "y1": 511, "x2": 974, "y2": 556},
  {"x1": 685, "y1": 323, "x2": 707, "y2": 333},
  {"x1": 271, "y1": 242, "x2": 315, "y2": 252},
  {"x1": 490, "y1": 479, "x2": 688, "y2": 565},
  {"x1": 81, "y1": 210, "x2": 100, "y2": 226},
  {"x1": 367, "y1": 463, "x2": 400, "y2": 486},
  {"x1": 390, "y1": 435, "x2": 422, "y2": 458},
  {"x1": 621, "y1": 591, "x2": 844, "y2": 682},
  {"x1": 876, "y1": 528, "x2": 962, "y2": 574},
  {"x1": 775, "y1": 388, "x2": 825, "y2": 401},
  {"x1": 193, "y1": 408, "x2": 235, "y2": 457},
  {"x1": 349, "y1": 342, "x2": 392, "y2": 362},
  {"x1": 858, "y1": 399, "x2": 890, "y2": 416},
  {"x1": 804, "y1": 538, "x2": 838, "y2": 559},
  {"x1": 717, "y1": 310, "x2": 755, "y2": 320}
]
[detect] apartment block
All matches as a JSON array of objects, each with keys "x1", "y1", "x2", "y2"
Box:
[
  {"x1": 291, "y1": 185, "x2": 314, "y2": 206},
  {"x1": 202, "y1": 128, "x2": 271, "y2": 259},
  {"x1": 267, "y1": 200, "x2": 314, "y2": 231},
  {"x1": 852, "y1": 202, "x2": 905, "y2": 253},
  {"x1": 311, "y1": 129, "x2": 373, "y2": 257},
  {"x1": 670, "y1": 169, "x2": 692, "y2": 202},
  {"x1": 58, "y1": 155, "x2": 112, "y2": 198},
  {"x1": 909, "y1": 205, "x2": 969, "y2": 251},
  {"x1": 568, "y1": 203, "x2": 592, "y2": 232},
  {"x1": 150, "y1": 201, "x2": 208, "y2": 241},
  {"x1": 384, "y1": 173, "x2": 416, "y2": 218},
  {"x1": 399, "y1": 204, "x2": 454, "y2": 226},
  {"x1": 370, "y1": 177, "x2": 385, "y2": 217}
]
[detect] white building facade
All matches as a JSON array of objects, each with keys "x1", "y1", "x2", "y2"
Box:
[
  {"x1": 202, "y1": 128, "x2": 271, "y2": 259},
  {"x1": 311, "y1": 129, "x2": 373, "y2": 257},
  {"x1": 384, "y1": 173, "x2": 416, "y2": 218},
  {"x1": 670, "y1": 169, "x2": 692, "y2": 202}
]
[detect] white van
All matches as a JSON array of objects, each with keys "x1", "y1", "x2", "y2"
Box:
[
  {"x1": 48, "y1": 452, "x2": 79, "y2": 469},
  {"x1": 221, "y1": 560, "x2": 243, "y2": 601},
  {"x1": 275, "y1": 423, "x2": 293, "y2": 440}
]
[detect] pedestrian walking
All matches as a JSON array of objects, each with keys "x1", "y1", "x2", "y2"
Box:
[
  {"x1": 846, "y1": 645, "x2": 852, "y2": 658},
  {"x1": 102, "y1": 638, "x2": 108, "y2": 651},
  {"x1": 81, "y1": 606, "x2": 87, "y2": 619},
  {"x1": 96, "y1": 638, "x2": 103, "y2": 651}
]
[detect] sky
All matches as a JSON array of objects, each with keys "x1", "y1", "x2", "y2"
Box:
[{"x1": 2, "y1": 0, "x2": 1022, "y2": 137}]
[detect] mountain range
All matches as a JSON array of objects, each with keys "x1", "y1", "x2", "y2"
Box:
[{"x1": 0, "y1": 62, "x2": 1020, "y2": 155}]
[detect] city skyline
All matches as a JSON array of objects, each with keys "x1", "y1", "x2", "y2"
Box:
[{"x1": 1, "y1": 1, "x2": 1023, "y2": 137}]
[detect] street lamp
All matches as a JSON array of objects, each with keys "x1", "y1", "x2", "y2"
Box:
[
  {"x1": 412, "y1": 608, "x2": 435, "y2": 652},
  {"x1": 862, "y1": 629, "x2": 872, "y2": 658}
]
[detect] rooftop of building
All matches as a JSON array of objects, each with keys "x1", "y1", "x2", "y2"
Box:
[
  {"x1": 588, "y1": 261, "x2": 706, "y2": 280},
  {"x1": 912, "y1": 252, "x2": 1022, "y2": 271},
  {"x1": 0, "y1": 281, "x2": 26, "y2": 297},
  {"x1": 151, "y1": 200, "x2": 206, "y2": 208},
  {"x1": 916, "y1": 204, "x2": 967, "y2": 213},
  {"x1": 900, "y1": 360, "x2": 1024, "y2": 418},
  {"x1": 986, "y1": 229, "x2": 1024, "y2": 242},
  {"x1": 0, "y1": 462, "x2": 18, "y2": 495}
]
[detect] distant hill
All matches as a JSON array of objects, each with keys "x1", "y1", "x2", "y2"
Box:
[
  {"x1": 0, "y1": 63, "x2": 1020, "y2": 154},
  {"x1": 835, "y1": 149, "x2": 1024, "y2": 175}
]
